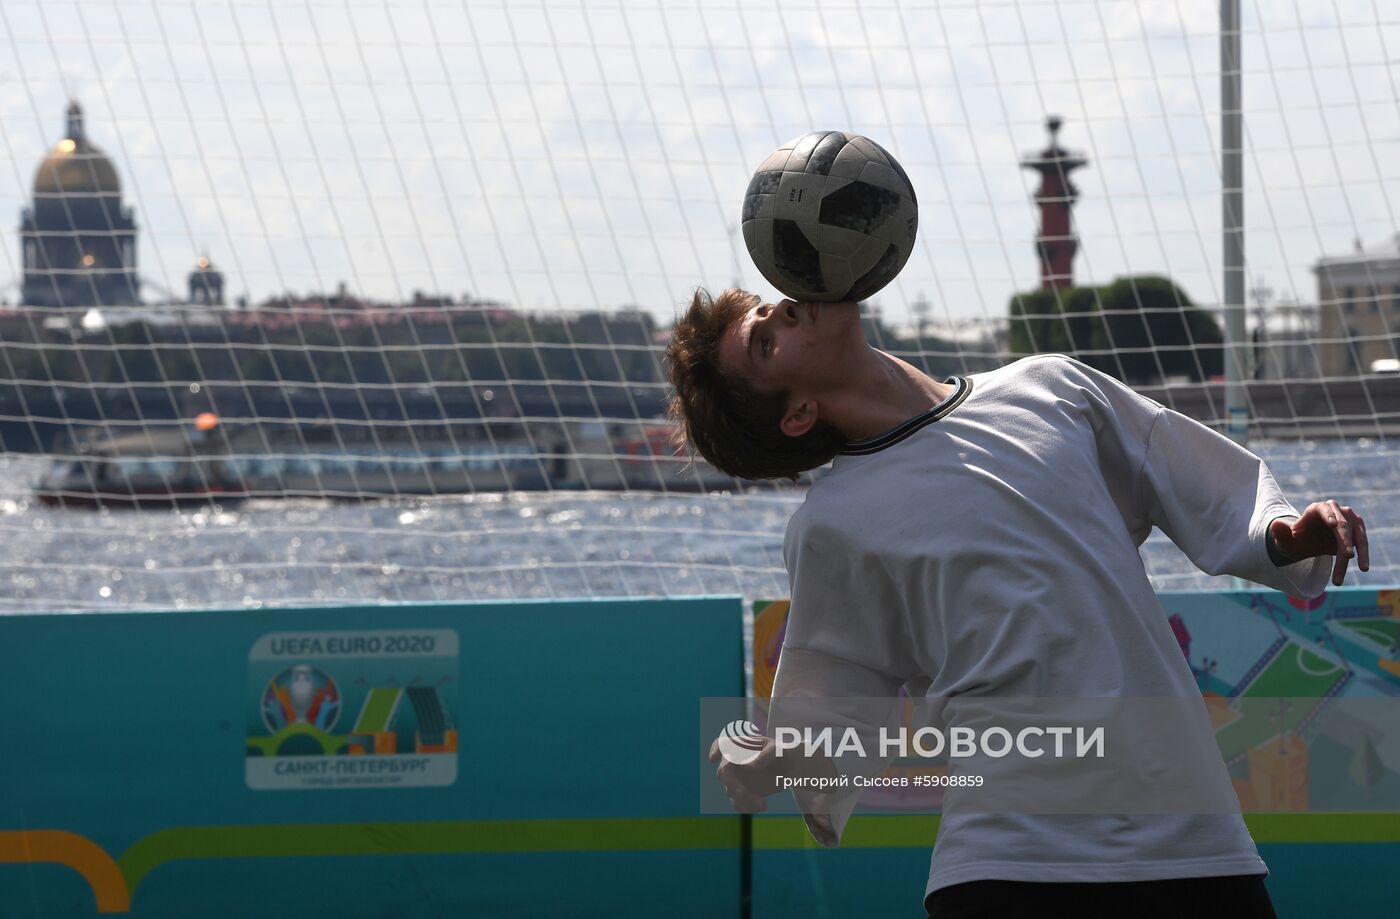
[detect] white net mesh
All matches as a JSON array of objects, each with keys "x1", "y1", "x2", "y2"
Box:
[{"x1": 0, "y1": 0, "x2": 1394, "y2": 612}]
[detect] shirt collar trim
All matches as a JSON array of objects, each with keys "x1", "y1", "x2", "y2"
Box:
[{"x1": 838, "y1": 375, "x2": 973, "y2": 456}]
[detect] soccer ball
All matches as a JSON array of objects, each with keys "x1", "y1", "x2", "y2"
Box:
[{"x1": 741, "y1": 131, "x2": 918, "y2": 302}]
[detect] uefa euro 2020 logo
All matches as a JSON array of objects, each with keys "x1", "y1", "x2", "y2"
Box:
[{"x1": 716, "y1": 719, "x2": 767, "y2": 765}]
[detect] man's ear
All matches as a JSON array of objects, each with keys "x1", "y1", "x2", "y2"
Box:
[{"x1": 780, "y1": 399, "x2": 818, "y2": 438}]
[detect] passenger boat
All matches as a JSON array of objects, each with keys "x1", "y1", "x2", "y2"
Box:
[{"x1": 34, "y1": 424, "x2": 248, "y2": 510}]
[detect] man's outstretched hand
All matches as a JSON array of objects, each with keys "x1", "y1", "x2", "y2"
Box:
[
  {"x1": 708, "y1": 734, "x2": 779, "y2": 813},
  {"x1": 1270, "y1": 500, "x2": 1369, "y2": 586}
]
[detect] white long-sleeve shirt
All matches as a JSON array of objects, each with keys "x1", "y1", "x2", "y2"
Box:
[{"x1": 772, "y1": 353, "x2": 1331, "y2": 897}]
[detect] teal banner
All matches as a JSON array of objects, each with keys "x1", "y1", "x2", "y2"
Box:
[
  {"x1": 0, "y1": 597, "x2": 744, "y2": 917},
  {"x1": 6, "y1": 588, "x2": 1394, "y2": 918}
]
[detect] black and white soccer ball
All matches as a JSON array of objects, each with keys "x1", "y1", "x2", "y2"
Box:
[{"x1": 741, "y1": 131, "x2": 918, "y2": 302}]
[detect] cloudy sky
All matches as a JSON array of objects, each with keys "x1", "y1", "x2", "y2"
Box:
[{"x1": 0, "y1": 0, "x2": 1396, "y2": 327}]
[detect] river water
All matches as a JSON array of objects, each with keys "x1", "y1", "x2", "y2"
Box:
[{"x1": 1, "y1": 438, "x2": 1394, "y2": 614}]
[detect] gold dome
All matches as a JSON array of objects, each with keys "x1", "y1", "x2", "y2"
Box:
[{"x1": 32, "y1": 101, "x2": 120, "y2": 196}]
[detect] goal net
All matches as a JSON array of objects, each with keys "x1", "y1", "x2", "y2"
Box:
[{"x1": 0, "y1": 0, "x2": 1392, "y2": 612}]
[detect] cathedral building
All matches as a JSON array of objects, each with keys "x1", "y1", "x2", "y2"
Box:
[{"x1": 20, "y1": 101, "x2": 140, "y2": 308}]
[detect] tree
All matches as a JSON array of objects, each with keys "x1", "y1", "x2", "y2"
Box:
[
  {"x1": 1009, "y1": 275, "x2": 1224, "y2": 384},
  {"x1": 1093, "y1": 277, "x2": 1223, "y2": 384}
]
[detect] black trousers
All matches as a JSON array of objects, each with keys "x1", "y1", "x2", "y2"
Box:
[{"x1": 925, "y1": 874, "x2": 1276, "y2": 918}]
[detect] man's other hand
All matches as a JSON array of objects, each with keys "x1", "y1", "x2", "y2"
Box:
[
  {"x1": 708, "y1": 733, "x2": 779, "y2": 813},
  {"x1": 1270, "y1": 500, "x2": 1370, "y2": 586}
]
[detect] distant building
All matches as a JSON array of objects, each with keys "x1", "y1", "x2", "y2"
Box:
[
  {"x1": 20, "y1": 101, "x2": 140, "y2": 308},
  {"x1": 1244, "y1": 299, "x2": 1322, "y2": 382},
  {"x1": 188, "y1": 255, "x2": 225, "y2": 306},
  {"x1": 1020, "y1": 116, "x2": 1088, "y2": 290},
  {"x1": 1313, "y1": 235, "x2": 1400, "y2": 377}
]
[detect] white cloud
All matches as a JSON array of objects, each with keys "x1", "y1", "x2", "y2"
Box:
[{"x1": 0, "y1": 0, "x2": 1396, "y2": 324}]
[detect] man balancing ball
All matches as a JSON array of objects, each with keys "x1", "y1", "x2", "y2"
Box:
[{"x1": 664, "y1": 290, "x2": 1369, "y2": 918}]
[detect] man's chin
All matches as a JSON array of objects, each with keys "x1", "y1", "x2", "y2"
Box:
[{"x1": 815, "y1": 300, "x2": 862, "y2": 331}]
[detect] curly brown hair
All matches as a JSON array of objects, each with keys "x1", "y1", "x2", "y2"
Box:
[{"x1": 664, "y1": 287, "x2": 845, "y2": 481}]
